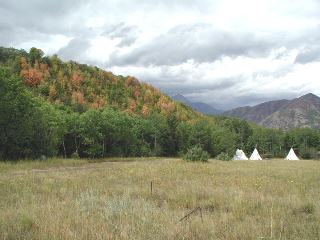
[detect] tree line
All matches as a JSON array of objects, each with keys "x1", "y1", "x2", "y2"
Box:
[{"x1": 0, "y1": 47, "x2": 320, "y2": 160}]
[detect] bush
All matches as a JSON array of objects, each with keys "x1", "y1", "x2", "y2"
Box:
[
  {"x1": 300, "y1": 147, "x2": 318, "y2": 159},
  {"x1": 183, "y1": 145, "x2": 209, "y2": 162},
  {"x1": 71, "y1": 152, "x2": 80, "y2": 159},
  {"x1": 216, "y1": 152, "x2": 231, "y2": 161}
]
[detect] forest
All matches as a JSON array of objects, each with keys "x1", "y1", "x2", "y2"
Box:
[{"x1": 1, "y1": 47, "x2": 319, "y2": 160}]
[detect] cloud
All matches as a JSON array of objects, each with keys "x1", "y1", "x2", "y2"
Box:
[
  {"x1": 0, "y1": 26, "x2": 45, "y2": 46},
  {"x1": 109, "y1": 52, "x2": 320, "y2": 109},
  {"x1": 294, "y1": 46, "x2": 320, "y2": 64},
  {"x1": 0, "y1": 0, "x2": 87, "y2": 35},
  {"x1": 0, "y1": 0, "x2": 91, "y2": 52},
  {"x1": 57, "y1": 38, "x2": 91, "y2": 62},
  {"x1": 2, "y1": 0, "x2": 320, "y2": 109},
  {"x1": 102, "y1": 22, "x2": 139, "y2": 47},
  {"x1": 108, "y1": 23, "x2": 280, "y2": 66}
]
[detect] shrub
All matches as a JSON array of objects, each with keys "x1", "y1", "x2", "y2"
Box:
[
  {"x1": 216, "y1": 152, "x2": 231, "y2": 161},
  {"x1": 71, "y1": 152, "x2": 80, "y2": 159},
  {"x1": 183, "y1": 145, "x2": 209, "y2": 162},
  {"x1": 300, "y1": 147, "x2": 318, "y2": 159}
]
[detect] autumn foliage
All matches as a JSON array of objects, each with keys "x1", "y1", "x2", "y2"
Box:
[
  {"x1": 15, "y1": 48, "x2": 197, "y2": 121},
  {"x1": 71, "y1": 71, "x2": 84, "y2": 87},
  {"x1": 21, "y1": 68, "x2": 43, "y2": 86}
]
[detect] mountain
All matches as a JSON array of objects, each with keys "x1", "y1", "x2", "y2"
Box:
[
  {"x1": 223, "y1": 99, "x2": 290, "y2": 123},
  {"x1": 223, "y1": 93, "x2": 320, "y2": 129},
  {"x1": 172, "y1": 94, "x2": 222, "y2": 115},
  {"x1": 171, "y1": 94, "x2": 191, "y2": 104}
]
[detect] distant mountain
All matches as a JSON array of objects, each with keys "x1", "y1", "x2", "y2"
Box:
[
  {"x1": 223, "y1": 93, "x2": 320, "y2": 129},
  {"x1": 223, "y1": 99, "x2": 290, "y2": 123},
  {"x1": 172, "y1": 94, "x2": 222, "y2": 115},
  {"x1": 172, "y1": 94, "x2": 192, "y2": 104}
]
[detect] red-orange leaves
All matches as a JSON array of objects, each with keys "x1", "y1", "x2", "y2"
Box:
[
  {"x1": 126, "y1": 76, "x2": 140, "y2": 88},
  {"x1": 91, "y1": 96, "x2": 106, "y2": 109},
  {"x1": 20, "y1": 57, "x2": 50, "y2": 87},
  {"x1": 129, "y1": 100, "x2": 137, "y2": 113},
  {"x1": 134, "y1": 88, "x2": 141, "y2": 98},
  {"x1": 158, "y1": 96, "x2": 176, "y2": 114},
  {"x1": 71, "y1": 71, "x2": 84, "y2": 87},
  {"x1": 39, "y1": 63, "x2": 50, "y2": 79},
  {"x1": 21, "y1": 68, "x2": 44, "y2": 87},
  {"x1": 72, "y1": 91, "x2": 85, "y2": 105}
]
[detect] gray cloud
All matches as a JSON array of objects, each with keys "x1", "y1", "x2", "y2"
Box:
[
  {"x1": 252, "y1": 65, "x2": 294, "y2": 79},
  {"x1": 294, "y1": 46, "x2": 320, "y2": 64},
  {"x1": 108, "y1": 23, "x2": 280, "y2": 66},
  {"x1": 102, "y1": 22, "x2": 139, "y2": 47},
  {"x1": 0, "y1": 0, "x2": 87, "y2": 36},
  {"x1": 0, "y1": 0, "x2": 94, "y2": 52},
  {"x1": 151, "y1": 77, "x2": 238, "y2": 96},
  {"x1": 2, "y1": 0, "x2": 320, "y2": 109},
  {"x1": 57, "y1": 38, "x2": 91, "y2": 62},
  {"x1": 0, "y1": 26, "x2": 46, "y2": 46}
]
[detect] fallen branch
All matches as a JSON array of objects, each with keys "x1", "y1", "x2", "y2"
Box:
[{"x1": 179, "y1": 207, "x2": 202, "y2": 222}]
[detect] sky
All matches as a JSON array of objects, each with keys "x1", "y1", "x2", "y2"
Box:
[{"x1": 1, "y1": 0, "x2": 320, "y2": 110}]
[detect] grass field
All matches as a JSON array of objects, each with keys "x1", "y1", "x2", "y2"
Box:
[{"x1": 1, "y1": 158, "x2": 320, "y2": 240}]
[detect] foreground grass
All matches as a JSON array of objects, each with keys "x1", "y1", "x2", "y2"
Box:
[{"x1": 0, "y1": 158, "x2": 320, "y2": 239}]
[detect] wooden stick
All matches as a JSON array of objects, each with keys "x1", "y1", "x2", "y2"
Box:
[
  {"x1": 270, "y1": 201, "x2": 273, "y2": 239},
  {"x1": 179, "y1": 207, "x2": 201, "y2": 222}
]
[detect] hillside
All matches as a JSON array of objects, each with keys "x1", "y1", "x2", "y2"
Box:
[
  {"x1": 223, "y1": 93, "x2": 320, "y2": 129},
  {"x1": 0, "y1": 47, "x2": 199, "y2": 121},
  {"x1": 1, "y1": 46, "x2": 235, "y2": 160},
  {"x1": 172, "y1": 94, "x2": 222, "y2": 115}
]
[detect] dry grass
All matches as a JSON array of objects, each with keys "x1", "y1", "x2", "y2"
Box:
[{"x1": 0, "y1": 158, "x2": 320, "y2": 239}]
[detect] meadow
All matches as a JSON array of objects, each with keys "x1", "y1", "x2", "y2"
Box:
[{"x1": 0, "y1": 158, "x2": 320, "y2": 240}]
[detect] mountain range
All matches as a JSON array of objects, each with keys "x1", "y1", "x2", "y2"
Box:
[
  {"x1": 172, "y1": 94, "x2": 222, "y2": 115},
  {"x1": 223, "y1": 93, "x2": 320, "y2": 129}
]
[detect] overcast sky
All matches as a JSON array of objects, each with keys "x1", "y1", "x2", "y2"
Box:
[{"x1": 1, "y1": 0, "x2": 320, "y2": 109}]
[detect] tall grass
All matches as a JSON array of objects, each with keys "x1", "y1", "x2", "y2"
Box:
[{"x1": 0, "y1": 158, "x2": 320, "y2": 239}]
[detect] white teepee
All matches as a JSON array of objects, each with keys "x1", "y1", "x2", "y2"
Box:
[
  {"x1": 233, "y1": 149, "x2": 249, "y2": 160},
  {"x1": 250, "y1": 148, "x2": 262, "y2": 160},
  {"x1": 285, "y1": 148, "x2": 299, "y2": 160}
]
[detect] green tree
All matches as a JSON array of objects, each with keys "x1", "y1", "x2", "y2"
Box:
[
  {"x1": 162, "y1": 114, "x2": 179, "y2": 156},
  {"x1": 0, "y1": 67, "x2": 62, "y2": 159},
  {"x1": 29, "y1": 47, "x2": 44, "y2": 65}
]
